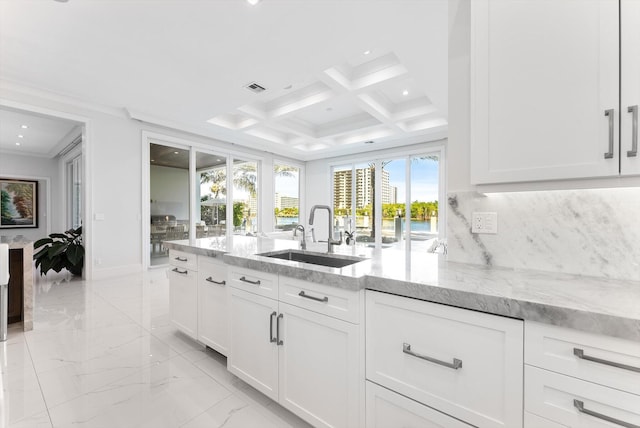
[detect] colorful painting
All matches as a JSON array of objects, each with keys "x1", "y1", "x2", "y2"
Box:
[{"x1": 0, "y1": 178, "x2": 38, "y2": 229}]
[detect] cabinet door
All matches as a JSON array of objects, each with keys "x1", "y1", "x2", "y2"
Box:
[
  {"x1": 621, "y1": 0, "x2": 640, "y2": 175},
  {"x1": 197, "y1": 259, "x2": 228, "y2": 355},
  {"x1": 471, "y1": 0, "x2": 619, "y2": 184},
  {"x1": 168, "y1": 267, "x2": 197, "y2": 339},
  {"x1": 366, "y1": 382, "x2": 473, "y2": 428},
  {"x1": 278, "y1": 302, "x2": 361, "y2": 428},
  {"x1": 366, "y1": 290, "x2": 523, "y2": 428},
  {"x1": 525, "y1": 365, "x2": 640, "y2": 427},
  {"x1": 227, "y1": 287, "x2": 279, "y2": 401}
]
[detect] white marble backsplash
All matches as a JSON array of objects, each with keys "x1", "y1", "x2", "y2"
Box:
[{"x1": 447, "y1": 188, "x2": 640, "y2": 281}]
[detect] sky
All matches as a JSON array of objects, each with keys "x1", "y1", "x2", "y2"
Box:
[{"x1": 384, "y1": 157, "x2": 439, "y2": 203}]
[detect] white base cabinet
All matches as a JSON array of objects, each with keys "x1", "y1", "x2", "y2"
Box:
[
  {"x1": 366, "y1": 290, "x2": 523, "y2": 428},
  {"x1": 228, "y1": 286, "x2": 279, "y2": 400},
  {"x1": 366, "y1": 382, "x2": 473, "y2": 428},
  {"x1": 168, "y1": 250, "x2": 198, "y2": 339},
  {"x1": 524, "y1": 321, "x2": 640, "y2": 428},
  {"x1": 525, "y1": 365, "x2": 640, "y2": 428},
  {"x1": 227, "y1": 268, "x2": 363, "y2": 428},
  {"x1": 197, "y1": 255, "x2": 228, "y2": 355}
]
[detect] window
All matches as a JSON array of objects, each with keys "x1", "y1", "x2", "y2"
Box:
[
  {"x1": 197, "y1": 151, "x2": 228, "y2": 238},
  {"x1": 149, "y1": 143, "x2": 190, "y2": 265},
  {"x1": 274, "y1": 163, "x2": 300, "y2": 231},
  {"x1": 331, "y1": 149, "x2": 442, "y2": 251},
  {"x1": 232, "y1": 159, "x2": 259, "y2": 235}
]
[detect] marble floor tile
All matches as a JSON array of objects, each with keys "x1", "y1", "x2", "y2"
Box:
[
  {"x1": 2, "y1": 268, "x2": 314, "y2": 428},
  {"x1": 181, "y1": 393, "x2": 312, "y2": 428},
  {"x1": 47, "y1": 354, "x2": 232, "y2": 428},
  {"x1": 0, "y1": 361, "x2": 48, "y2": 426}
]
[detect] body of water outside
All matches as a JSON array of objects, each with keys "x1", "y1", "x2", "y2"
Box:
[{"x1": 276, "y1": 216, "x2": 434, "y2": 232}]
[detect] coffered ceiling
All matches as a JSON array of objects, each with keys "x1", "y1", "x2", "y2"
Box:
[{"x1": 0, "y1": 0, "x2": 448, "y2": 160}]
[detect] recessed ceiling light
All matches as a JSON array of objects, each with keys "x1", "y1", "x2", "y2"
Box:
[
  {"x1": 18, "y1": 134, "x2": 24, "y2": 138},
  {"x1": 283, "y1": 84, "x2": 292, "y2": 90},
  {"x1": 151, "y1": 159, "x2": 155, "y2": 162},
  {"x1": 402, "y1": 90, "x2": 409, "y2": 96},
  {"x1": 363, "y1": 50, "x2": 371, "y2": 55},
  {"x1": 15, "y1": 142, "x2": 21, "y2": 146},
  {"x1": 21, "y1": 125, "x2": 28, "y2": 129},
  {"x1": 246, "y1": 0, "x2": 261, "y2": 5},
  {"x1": 216, "y1": 159, "x2": 221, "y2": 162},
  {"x1": 174, "y1": 151, "x2": 179, "y2": 154}
]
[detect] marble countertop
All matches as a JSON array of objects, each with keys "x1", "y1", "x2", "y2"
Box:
[{"x1": 163, "y1": 236, "x2": 640, "y2": 341}]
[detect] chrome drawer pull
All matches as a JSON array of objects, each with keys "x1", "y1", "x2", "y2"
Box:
[
  {"x1": 276, "y1": 314, "x2": 284, "y2": 346},
  {"x1": 269, "y1": 311, "x2": 277, "y2": 343},
  {"x1": 573, "y1": 348, "x2": 640, "y2": 373},
  {"x1": 402, "y1": 343, "x2": 462, "y2": 370},
  {"x1": 628, "y1": 105, "x2": 638, "y2": 157},
  {"x1": 239, "y1": 276, "x2": 261, "y2": 285},
  {"x1": 574, "y1": 399, "x2": 639, "y2": 428},
  {"x1": 171, "y1": 268, "x2": 188, "y2": 275},
  {"x1": 174, "y1": 257, "x2": 188, "y2": 262},
  {"x1": 604, "y1": 109, "x2": 615, "y2": 159},
  {"x1": 298, "y1": 291, "x2": 328, "y2": 303},
  {"x1": 205, "y1": 276, "x2": 225, "y2": 286}
]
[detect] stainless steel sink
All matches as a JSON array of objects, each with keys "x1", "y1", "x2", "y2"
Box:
[{"x1": 258, "y1": 250, "x2": 365, "y2": 268}]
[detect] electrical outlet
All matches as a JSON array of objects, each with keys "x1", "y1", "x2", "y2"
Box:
[{"x1": 472, "y1": 212, "x2": 498, "y2": 234}]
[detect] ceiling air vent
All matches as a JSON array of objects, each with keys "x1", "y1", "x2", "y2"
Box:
[{"x1": 245, "y1": 82, "x2": 267, "y2": 93}]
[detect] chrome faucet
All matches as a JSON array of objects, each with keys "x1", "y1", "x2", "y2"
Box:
[
  {"x1": 309, "y1": 205, "x2": 341, "y2": 253},
  {"x1": 293, "y1": 224, "x2": 306, "y2": 250}
]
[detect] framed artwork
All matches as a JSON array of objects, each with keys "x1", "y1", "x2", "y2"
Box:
[{"x1": 0, "y1": 178, "x2": 38, "y2": 229}]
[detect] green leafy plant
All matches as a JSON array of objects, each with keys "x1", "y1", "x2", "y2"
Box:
[{"x1": 33, "y1": 226, "x2": 84, "y2": 276}]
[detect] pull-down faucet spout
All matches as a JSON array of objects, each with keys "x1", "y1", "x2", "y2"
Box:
[{"x1": 308, "y1": 205, "x2": 341, "y2": 253}]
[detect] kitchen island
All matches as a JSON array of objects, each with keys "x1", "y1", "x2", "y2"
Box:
[
  {"x1": 165, "y1": 235, "x2": 640, "y2": 341},
  {"x1": 164, "y1": 235, "x2": 640, "y2": 428}
]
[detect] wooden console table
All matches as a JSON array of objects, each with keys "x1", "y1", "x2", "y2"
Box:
[{"x1": 1, "y1": 237, "x2": 34, "y2": 331}]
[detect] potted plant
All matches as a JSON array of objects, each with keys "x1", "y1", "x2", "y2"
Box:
[{"x1": 33, "y1": 226, "x2": 84, "y2": 276}]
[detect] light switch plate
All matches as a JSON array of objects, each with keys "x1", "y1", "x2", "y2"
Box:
[{"x1": 472, "y1": 212, "x2": 498, "y2": 234}]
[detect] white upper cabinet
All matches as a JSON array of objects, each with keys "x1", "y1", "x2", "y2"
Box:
[
  {"x1": 621, "y1": 0, "x2": 640, "y2": 175},
  {"x1": 471, "y1": 0, "x2": 626, "y2": 184}
]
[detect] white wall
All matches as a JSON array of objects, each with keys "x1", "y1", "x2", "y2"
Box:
[{"x1": 0, "y1": 153, "x2": 59, "y2": 241}]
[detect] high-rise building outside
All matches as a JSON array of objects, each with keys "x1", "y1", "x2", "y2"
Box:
[
  {"x1": 333, "y1": 167, "x2": 391, "y2": 209},
  {"x1": 275, "y1": 193, "x2": 299, "y2": 210}
]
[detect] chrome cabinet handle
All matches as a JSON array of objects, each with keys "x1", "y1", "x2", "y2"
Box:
[
  {"x1": 269, "y1": 311, "x2": 277, "y2": 343},
  {"x1": 171, "y1": 268, "x2": 188, "y2": 275},
  {"x1": 298, "y1": 291, "x2": 328, "y2": 303},
  {"x1": 628, "y1": 105, "x2": 638, "y2": 157},
  {"x1": 574, "y1": 399, "x2": 639, "y2": 428},
  {"x1": 205, "y1": 276, "x2": 225, "y2": 286},
  {"x1": 276, "y1": 314, "x2": 284, "y2": 346},
  {"x1": 604, "y1": 109, "x2": 615, "y2": 159},
  {"x1": 239, "y1": 276, "x2": 261, "y2": 285},
  {"x1": 573, "y1": 348, "x2": 640, "y2": 373},
  {"x1": 402, "y1": 343, "x2": 462, "y2": 370},
  {"x1": 174, "y1": 257, "x2": 188, "y2": 262}
]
